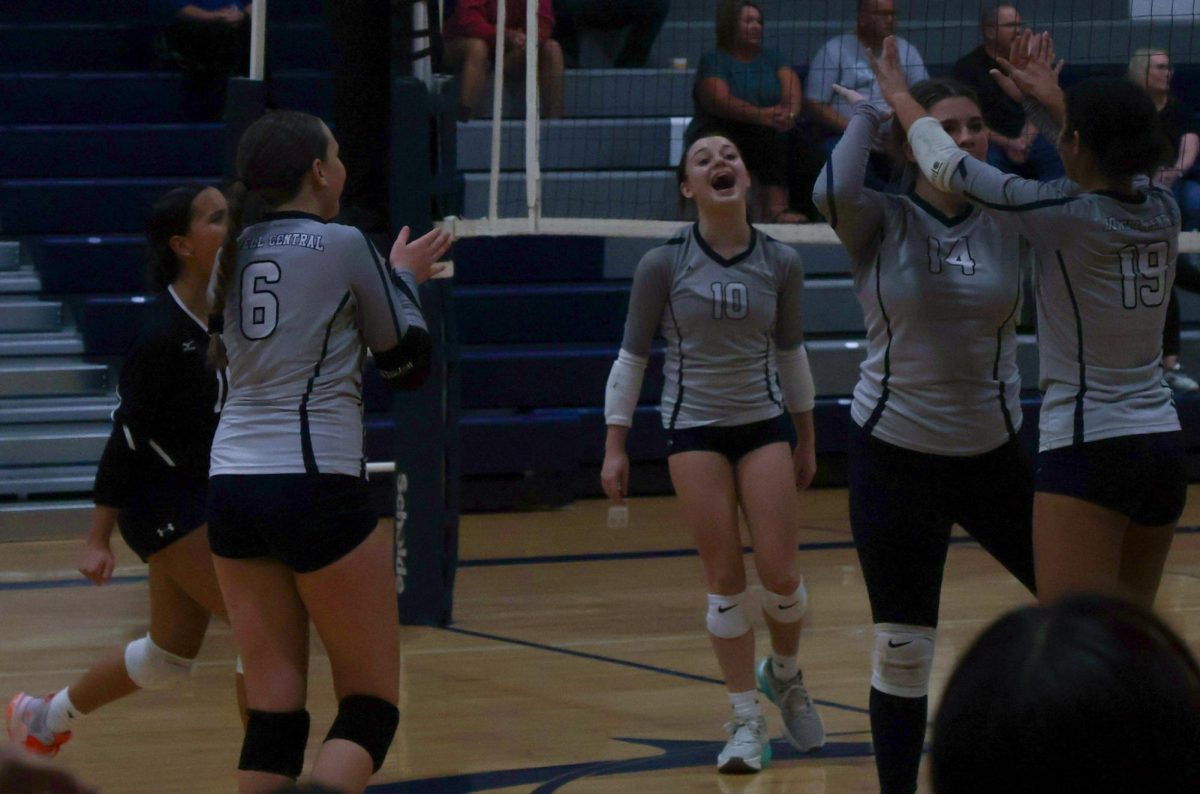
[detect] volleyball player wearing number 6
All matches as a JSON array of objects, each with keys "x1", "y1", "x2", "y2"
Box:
[
  {"x1": 813, "y1": 77, "x2": 1038, "y2": 793},
  {"x1": 601, "y1": 129, "x2": 824, "y2": 774},
  {"x1": 874, "y1": 30, "x2": 1184, "y2": 610},
  {"x1": 205, "y1": 110, "x2": 451, "y2": 794}
]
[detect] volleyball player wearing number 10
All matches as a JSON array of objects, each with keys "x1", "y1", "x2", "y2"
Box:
[{"x1": 602, "y1": 128, "x2": 825, "y2": 774}]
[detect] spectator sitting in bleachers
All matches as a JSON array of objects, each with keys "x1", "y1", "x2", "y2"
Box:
[
  {"x1": 443, "y1": 0, "x2": 565, "y2": 120},
  {"x1": 953, "y1": 4, "x2": 1064, "y2": 180},
  {"x1": 157, "y1": 0, "x2": 251, "y2": 78},
  {"x1": 932, "y1": 595, "x2": 1200, "y2": 794},
  {"x1": 1130, "y1": 48, "x2": 1200, "y2": 229},
  {"x1": 805, "y1": 0, "x2": 927, "y2": 190},
  {"x1": 1129, "y1": 46, "x2": 1200, "y2": 393},
  {"x1": 554, "y1": 0, "x2": 670, "y2": 68},
  {"x1": 689, "y1": 0, "x2": 807, "y2": 223}
]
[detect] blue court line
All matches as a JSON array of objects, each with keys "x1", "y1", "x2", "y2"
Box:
[
  {"x1": 7, "y1": 525, "x2": 1200, "y2": 593},
  {"x1": 366, "y1": 738, "x2": 878, "y2": 793},
  {"x1": 442, "y1": 625, "x2": 870, "y2": 716}
]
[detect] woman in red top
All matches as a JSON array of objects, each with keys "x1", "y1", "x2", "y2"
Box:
[{"x1": 443, "y1": 0, "x2": 565, "y2": 120}]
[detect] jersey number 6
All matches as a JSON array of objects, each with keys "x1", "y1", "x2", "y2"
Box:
[
  {"x1": 241, "y1": 260, "x2": 281, "y2": 339},
  {"x1": 1118, "y1": 241, "x2": 1169, "y2": 310}
]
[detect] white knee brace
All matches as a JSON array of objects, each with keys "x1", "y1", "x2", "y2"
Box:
[
  {"x1": 706, "y1": 592, "x2": 752, "y2": 639},
  {"x1": 872, "y1": 623, "x2": 936, "y2": 698},
  {"x1": 761, "y1": 579, "x2": 808, "y2": 624},
  {"x1": 125, "y1": 634, "x2": 195, "y2": 690}
]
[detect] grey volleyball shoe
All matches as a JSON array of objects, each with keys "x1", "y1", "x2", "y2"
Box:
[{"x1": 755, "y1": 658, "x2": 826, "y2": 752}]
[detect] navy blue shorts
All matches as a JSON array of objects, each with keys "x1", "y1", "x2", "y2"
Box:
[
  {"x1": 1035, "y1": 431, "x2": 1186, "y2": 526},
  {"x1": 116, "y1": 478, "x2": 207, "y2": 562},
  {"x1": 208, "y1": 473, "x2": 377, "y2": 573},
  {"x1": 666, "y1": 413, "x2": 797, "y2": 463}
]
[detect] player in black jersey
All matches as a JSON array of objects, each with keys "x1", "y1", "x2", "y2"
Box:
[
  {"x1": 8, "y1": 185, "x2": 244, "y2": 757},
  {"x1": 206, "y1": 110, "x2": 449, "y2": 794}
]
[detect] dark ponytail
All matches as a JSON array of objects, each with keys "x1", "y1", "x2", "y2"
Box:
[
  {"x1": 145, "y1": 184, "x2": 207, "y2": 293},
  {"x1": 207, "y1": 110, "x2": 330, "y2": 368}
]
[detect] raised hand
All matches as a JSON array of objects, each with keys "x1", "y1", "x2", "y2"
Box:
[
  {"x1": 832, "y1": 83, "x2": 894, "y2": 121},
  {"x1": 994, "y1": 30, "x2": 1064, "y2": 109},
  {"x1": 866, "y1": 36, "x2": 910, "y2": 106},
  {"x1": 390, "y1": 225, "x2": 453, "y2": 284}
]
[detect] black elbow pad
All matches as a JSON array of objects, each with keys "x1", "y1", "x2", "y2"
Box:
[{"x1": 374, "y1": 327, "x2": 432, "y2": 391}]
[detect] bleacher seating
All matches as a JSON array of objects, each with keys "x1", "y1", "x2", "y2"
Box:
[{"x1": 3, "y1": 1, "x2": 1200, "y2": 511}]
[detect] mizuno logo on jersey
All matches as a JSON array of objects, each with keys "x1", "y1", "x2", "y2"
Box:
[{"x1": 181, "y1": 340, "x2": 196, "y2": 352}]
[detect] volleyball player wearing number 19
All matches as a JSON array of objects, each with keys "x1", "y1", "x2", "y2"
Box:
[
  {"x1": 813, "y1": 81, "x2": 1037, "y2": 794},
  {"x1": 602, "y1": 130, "x2": 824, "y2": 774},
  {"x1": 876, "y1": 31, "x2": 1185, "y2": 610},
  {"x1": 204, "y1": 110, "x2": 451, "y2": 794}
]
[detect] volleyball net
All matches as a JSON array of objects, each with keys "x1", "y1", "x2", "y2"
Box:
[{"x1": 427, "y1": 0, "x2": 1200, "y2": 249}]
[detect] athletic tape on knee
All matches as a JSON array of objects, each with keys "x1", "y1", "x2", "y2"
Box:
[
  {"x1": 761, "y1": 579, "x2": 808, "y2": 624},
  {"x1": 872, "y1": 623, "x2": 937, "y2": 698},
  {"x1": 124, "y1": 634, "x2": 195, "y2": 690},
  {"x1": 325, "y1": 694, "x2": 400, "y2": 772},
  {"x1": 240, "y1": 709, "x2": 310, "y2": 779},
  {"x1": 706, "y1": 592, "x2": 751, "y2": 639}
]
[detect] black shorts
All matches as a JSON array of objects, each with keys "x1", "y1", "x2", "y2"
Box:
[
  {"x1": 208, "y1": 473, "x2": 377, "y2": 574},
  {"x1": 1035, "y1": 431, "x2": 1186, "y2": 526},
  {"x1": 666, "y1": 412, "x2": 797, "y2": 464},
  {"x1": 116, "y1": 479, "x2": 208, "y2": 563}
]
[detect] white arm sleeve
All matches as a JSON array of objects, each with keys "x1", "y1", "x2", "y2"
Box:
[
  {"x1": 908, "y1": 116, "x2": 968, "y2": 192},
  {"x1": 777, "y1": 346, "x2": 815, "y2": 413},
  {"x1": 604, "y1": 349, "x2": 648, "y2": 427}
]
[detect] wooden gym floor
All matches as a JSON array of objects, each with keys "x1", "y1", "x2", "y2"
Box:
[{"x1": 4, "y1": 486, "x2": 1200, "y2": 792}]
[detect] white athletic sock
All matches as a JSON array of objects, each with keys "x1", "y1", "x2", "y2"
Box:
[
  {"x1": 771, "y1": 653, "x2": 799, "y2": 681},
  {"x1": 729, "y1": 690, "x2": 761, "y2": 722},
  {"x1": 46, "y1": 688, "x2": 83, "y2": 734}
]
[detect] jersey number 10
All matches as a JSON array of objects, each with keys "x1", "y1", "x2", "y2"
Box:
[
  {"x1": 1118, "y1": 242, "x2": 1169, "y2": 310},
  {"x1": 711, "y1": 281, "x2": 749, "y2": 319}
]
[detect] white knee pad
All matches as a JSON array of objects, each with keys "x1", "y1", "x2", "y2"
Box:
[
  {"x1": 706, "y1": 592, "x2": 751, "y2": 639},
  {"x1": 761, "y1": 579, "x2": 808, "y2": 624},
  {"x1": 872, "y1": 623, "x2": 936, "y2": 698},
  {"x1": 124, "y1": 634, "x2": 195, "y2": 690}
]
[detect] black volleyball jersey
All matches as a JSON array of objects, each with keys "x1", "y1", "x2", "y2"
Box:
[{"x1": 93, "y1": 286, "x2": 226, "y2": 507}]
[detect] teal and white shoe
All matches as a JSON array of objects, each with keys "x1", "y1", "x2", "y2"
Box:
[
  {"x1": 717, "y1": 715, "x2": 771, "y2": 773},
  {"x1": 756, "y1": 658, "x2": 826, "y2": 752}
]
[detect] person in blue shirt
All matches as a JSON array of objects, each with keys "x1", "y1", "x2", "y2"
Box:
[{"x1": 690, "y1": 0, "x2": 805, "y2": 222}]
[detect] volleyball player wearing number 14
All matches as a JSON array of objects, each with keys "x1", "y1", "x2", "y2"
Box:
[
  {"x1": 813, "y1": 78, "x2": 1037, "y2": 794},
  {"x1": 875, "y1": 30, "x2": 1185, "y2": 611},
  {"x1": 205, "y1": 110, "x2": 451, "y2": 794}
]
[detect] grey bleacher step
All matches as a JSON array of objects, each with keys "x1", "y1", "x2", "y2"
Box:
[
  {"x1": 0, "y1": 241, "x2": 20, "y2": 272},
  {"x1": 0, "y1": 358, "x2": 108, "y2": 398},
  {"x1": 0, "y1": 298, "x2": 63, "y2": 332},
  {"x1": 0, "y1": 499, "x2": 93, "y2": 541},
  {"x1": 0, "y1": 421, "x2": 110, "y2": 466},
  {"x1": 0, "y1": 267, "x2": 40, "y2": 293},
  {"x1": 0, "y1": 394, "x2": 117, "y2": 424},
  {"x1": 0, "y1": 465, "x2": 96, "y2": 501},
  {"x1": 457, "y1": 118, "x2": 684, "y2": 171},
  {"x1": 0, "y1": 329, "x2": 84, "y2": 356}
]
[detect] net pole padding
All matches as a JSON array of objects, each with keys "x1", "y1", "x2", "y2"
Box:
[
  {"x1": 248, "y1": 0, "x2": 266, "y2": 81},
  {"x1": 436, "y1": 219, "x2": 1200, "y2": 254},
  {"x1": 412, "y1": 0, "x2": 433, "y2": 89},
  {"x1": 487, "y1": 0, "x2": 507, "y2": 221},
  {"x1": 525, "y1": 0, "x2": 541, "y2": 229}
]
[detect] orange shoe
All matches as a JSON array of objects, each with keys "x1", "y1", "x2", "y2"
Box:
[{"x1": 6, "y1": 692, "x2": 72, "y2": 757}]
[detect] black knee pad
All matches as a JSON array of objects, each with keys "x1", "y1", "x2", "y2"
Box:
[
  {"x1": 325, "y1": 695, "x2": 399, "y2": 772},
  {"x1": 239, "y1": 709, "x2": 311, "y2": 779}
]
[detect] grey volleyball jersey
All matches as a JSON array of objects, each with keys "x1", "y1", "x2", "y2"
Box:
[
  {"x1": 620, "y1": 224, "x2": 805, "y2": 428},
  {"x1": 948, "y1": 154, "x2": 1181, "y2": 450},
  {"x1": 210, "y1": 213, "x2": 426, "y2": 476},
  {"x1": 814, "y1": 103, "x2": 1025, "y2": 455}
]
